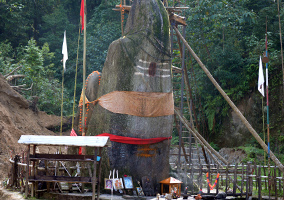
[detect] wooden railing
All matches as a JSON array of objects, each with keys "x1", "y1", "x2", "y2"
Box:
[{"x1": 184, "y1": 162, "x2": 284, "y2": 199}]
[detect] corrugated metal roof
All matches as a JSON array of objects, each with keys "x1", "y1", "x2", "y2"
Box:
[{"x1": 18, "y1": 135, "x2": 111, "y2": 147}]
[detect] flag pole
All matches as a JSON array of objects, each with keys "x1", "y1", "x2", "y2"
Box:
[
  {"x1": 262, "y1": 97, "x2": 266, "y2": 165},
  {"x1": 265, "y1": 17, "x2": 271, "y2": 197},
  {"x1": 258, "y1": 55, "x2": 265, "y2": 164},
  {"x1": 61, "y1": 30, "x2": 68, "y2": 137},
  {"x1": 81, "y1": 0, "x2": 87, "y2": 155},
  {"x1": 60, "y1": 62, "x2": 64, "y2": 136}
]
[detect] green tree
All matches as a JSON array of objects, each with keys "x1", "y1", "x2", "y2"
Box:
[{"x1": 0, "y1": 39, "x2": 71, "y2": 115}]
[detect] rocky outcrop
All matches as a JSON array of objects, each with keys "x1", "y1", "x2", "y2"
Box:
[
  {"x1": 215, "y1": 85, "x2": 284, "y2": 149},
  {"x1": 87, "y1": 0, "x2": 172, "y2": 190}
]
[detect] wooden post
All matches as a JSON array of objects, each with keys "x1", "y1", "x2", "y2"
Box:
[
  {"x1": 191, "y1": 163, "x2": 194, "y2": 194},
  {"x1": 254, "y1": 162, "x2": 257, "y2": 190},
  {"x1": 275, "y1": 165, "x2": 277, "y2": 199},
  {"x1": 225, "y1": 164, "x2": 228, "y2": 194},
  {"x1": 199, "y1": 164, "x2": 202, "y2": 192},
  {"x1": 25, "y1": 145, "x2": 30, "y2": 197},
  {"x1": 241, "y1": 163, "x2": 244, "y2": 197},
  {"x1": 282, "y1": 173, "x2": 284, "y2": 198},
  {"x1": 216, "y1": 164, "x2": 219, "y2": 194},
  {"x1": 97, "y1": 148, "x2": 102, "y2": 200},
  {"x1": 31, "y1": 145, "x2": 36, "y2": 197},
  {"x1": 246, "y1": 163, "x2": 249, "y2": 199},
  {"x1": 263, "y1": 165, "x2": 267, "y2": 190},
  {"x1": 253, "y1": 162, "x2": 257, "y2": 199},
  {"x1": 35, "y1": 159, "x2": 38, "y2": 198},
  {"x1": 92, "y1": 148, "x2": 98, "y2": 200},
  {"x1": 278, "y1": 166, "x2": 281, "y2": 191},
  {"x1": 258, "y1": 165, "x2": 261, "y2": 200},
  {"x1": 207, "y1": 164, "x2": 210, "y2": 194},
  {"x1": 34, "y1": 145, "x2": 38, "y2": 198},
  {"x1": 221, "y1": 174, "x2": 223, "y2": 189},
  {"x1": 248, "y1": 162, "x2": 253, "y2": 197},
  {"x1": 45, "y1": 160, "x2": 50, "y2": 192},
  {"x1": 233, "y1": 163, "x2": 238, "y2": 195}
]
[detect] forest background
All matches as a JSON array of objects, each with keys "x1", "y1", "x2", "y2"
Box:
[{"x1": 1, "y1": 0, "x2": 284, "y2": 161}]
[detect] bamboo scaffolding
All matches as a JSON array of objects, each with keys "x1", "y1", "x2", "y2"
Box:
[{"x1": 173, "y1": 26, "x2": 284, "y2": 173}]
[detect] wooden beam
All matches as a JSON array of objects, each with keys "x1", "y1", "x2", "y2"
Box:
[
  {"x1": 29, "y1": 175, "x2": 92, "y2": 183},
  {"x1": 18, "y1": 135, "x2": 111, "y2": 147},
  {"x1": 169, "y1": 13, "x2": 187, "y2": 26},
  {"x1": 114, "y1": 5, "x2": 131, "y2": 13},
  {"x1": 166, "y1": 6, "x2": 189, "y2": 10},
  {"x1": 172, "y1": 65, "x2": 182, "y2": 73},
  {"x1": 29, "y1": 153, "x2": 96, "y2": 162}
]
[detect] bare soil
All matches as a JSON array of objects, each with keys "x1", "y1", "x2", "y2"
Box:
[{"x1": 0, "y1": 74, "x2": 69, "y2": 182}]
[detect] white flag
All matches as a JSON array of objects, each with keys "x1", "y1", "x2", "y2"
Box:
[
  {"x1": 62, "y1": 30, "x2": 68, "y2": 71},
  {"x1": 258, "y1": 56, "x2": 265, "y2": 96}
]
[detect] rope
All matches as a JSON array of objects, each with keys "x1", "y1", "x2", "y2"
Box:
[
  {"x1": 71, "y1": 26, "x2": 81, "y2": 130},
  {"x1": 206, "y1": 172, "x2": 219, "y2": 190},
  {"x1": 78, "y1": 71, "x2": 101, "y2": 134}
]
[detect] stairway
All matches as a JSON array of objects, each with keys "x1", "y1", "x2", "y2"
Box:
[{"x1": 169, "y1": 18, "x2": 228, "y2": 191}]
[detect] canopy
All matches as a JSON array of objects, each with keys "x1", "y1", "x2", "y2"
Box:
[
  {"x1": 160, "y1": 177, "x2": 183, "y2": 196},
  {"x1": 160, "y1": 177, "x2": 183, "y2": 184}
]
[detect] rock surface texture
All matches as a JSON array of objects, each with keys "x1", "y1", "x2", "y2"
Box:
[{"x1": 87, "y1": 0, "x2": 173, "y2": 190}]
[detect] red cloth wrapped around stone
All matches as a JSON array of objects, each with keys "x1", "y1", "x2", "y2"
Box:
[{"x1": 97, "y1": 133, "x2": 172, "y2": 145}]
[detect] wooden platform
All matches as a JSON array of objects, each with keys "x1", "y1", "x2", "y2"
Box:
[
  {"x1": 113, "y1": 5, "x2": 188, "y2": 26},
  {"x1": 18, "y1": 135, "x2": 111, "y2": 200}
]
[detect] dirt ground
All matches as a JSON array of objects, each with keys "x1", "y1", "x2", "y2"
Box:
[{"x1": 0, "y1": 74, "x2": 70, "y2": 182}]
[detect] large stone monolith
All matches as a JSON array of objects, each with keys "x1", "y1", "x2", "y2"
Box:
[{"x1": 87, "y1": 0, "x2": 173, "y2": 191}]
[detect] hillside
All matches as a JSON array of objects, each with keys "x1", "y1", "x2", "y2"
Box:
[{"x1": 0, "y1": 74, "x2": 68, "y2": 181}]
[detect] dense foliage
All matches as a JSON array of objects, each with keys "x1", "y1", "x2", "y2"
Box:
[{"x1": 0, "y1": 0, "x2": 284, "y2": 149}]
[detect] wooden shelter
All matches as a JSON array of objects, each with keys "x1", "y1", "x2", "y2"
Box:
[
  {"x1": 18, "y1": 135, "x2": 111, "y2": 200},
  {"x1": 160, "y1": 177, "x2": 183, "y2": 196}
]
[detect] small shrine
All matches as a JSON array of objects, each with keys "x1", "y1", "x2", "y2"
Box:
[{"x1": 160, "y1": 177, "x2": 183, "y2": 196}]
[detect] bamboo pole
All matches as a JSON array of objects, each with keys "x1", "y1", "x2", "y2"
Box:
[
  {"x1": 174, "y1": 109, "x2": 226, "y2": 167},
  {"x1": 173, "y1": 26, "x2": 284, "y2": 173},
  {"x1": 71, "y1": 27, "x2": 81, "y2": 130},
  {"x1": 82, "y1": 0, "x2": 87, "y2": 155},
  {"x1": 120, "y1": 0, "x2": 124, "y2": 36},
  {"x1": 277, "y1": 0, "x2": 284, "y2": 90}
]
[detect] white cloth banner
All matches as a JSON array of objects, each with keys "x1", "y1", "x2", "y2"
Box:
[
  {"x1": 62, "y1": 30, "x2": 68, "y2": 71},
  {"x1": 258, "y1": 56, "x2": 265, "y2": 96}
]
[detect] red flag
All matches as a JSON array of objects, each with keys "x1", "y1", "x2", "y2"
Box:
[
  {"x1": 70, "y1": 129, "x2": 82, "y2": 155},
  {"x1": 80, "y1": 0, "x2": 84, "y2": 31},
  {"x1": 70, "y1": 128, "x2": 77, "y2": 136}
]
